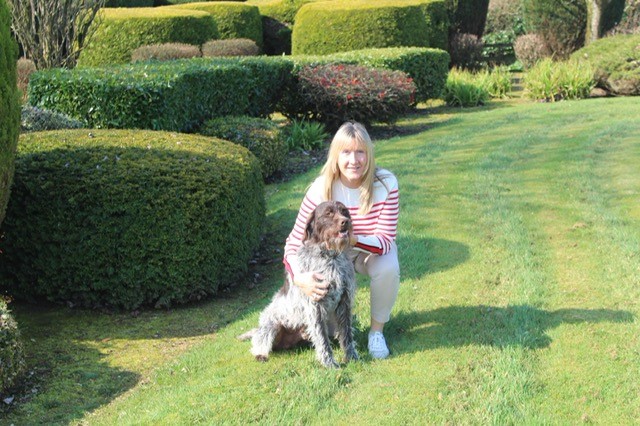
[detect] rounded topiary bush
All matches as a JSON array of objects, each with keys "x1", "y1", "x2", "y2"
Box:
[
  {"x1": 292, "y1": 0, "x2": 449, "y2": 55},
  {"x1": 168, "y1": 2, "x2": 263, "y2": 47},
  {"x1": 131, "y1": 42, "x2": 202, "y2": 62},
  {"x1": 198, "y1": 116, "x2": 287, "y2": 180},
  {"x1": 0, "y1": 298, "x2": 25, "y2": 393},
  {"x1": 77, "y1": 8, "x2": 219, "y2": 67},
  {"x1": 571, "y1": 33, "x2": 640, "y2": 95},
  {"x1": 0, "y1": 130, "x2": 265, "y2": 310},
  {"x1": 0, "y1": 0, "x2": 20, "y2": 227},
  {"x1": 201, "y1": 38, "x2": 261, "y2": 57}
]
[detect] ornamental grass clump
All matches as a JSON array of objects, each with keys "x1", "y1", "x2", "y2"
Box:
[
  {"x1": 289, "y1": 64, "x2": 416, "y2": 128},
  {"x1": 443, "y1": 68, "x2": 491, "y2": 107},
  {"x1": 524, "y1": 58, "x2": 595, "y2": 101}
]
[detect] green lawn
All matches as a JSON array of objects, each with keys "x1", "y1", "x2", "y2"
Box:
[{"x1": 3, "y1": 97, "x2": 639, "y2": 424}]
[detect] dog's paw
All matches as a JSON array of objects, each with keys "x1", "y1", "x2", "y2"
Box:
[
  {"x1": 322, "y1": 359, "x2": 340, "y2": 369},
  {"x1": 255, "y1": 355, "x2": 269, "y2": 362},
  {"x1": 345, "y1": 349, "x2": 359, "y2": 362}
]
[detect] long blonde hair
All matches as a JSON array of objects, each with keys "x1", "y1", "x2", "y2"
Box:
[{"x1": 320, "y1": 122, "x2": 377, "y2": 215}]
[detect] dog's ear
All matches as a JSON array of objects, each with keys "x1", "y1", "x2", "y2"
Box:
[{"x1": 302, "y1": 207, "x2": 316, "y2": 243}]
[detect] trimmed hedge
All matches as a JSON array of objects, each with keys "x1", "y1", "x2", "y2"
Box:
[
  {"x1": 0, "y1": 130, "x2": 264, "y2": 310},
  {"x1": 571, "y1": 34, "x2": 640, "y2": 96},
  {"x1": 77, "y1": 8, "x2": 219, "y2": 67},
  {"x1": 198, "y1": 115, "x2": 287, "y2": 179},
  {"x1": 0, "y1": 0, "x2": 19, "y2": 227},
  {"x1": 0, "y1": 298, "x2": 25, "y2": 393},
  {"x1": 168, "y1": 2, "x2": 263, "y2": 47},
  {"x1": 291, "y1": 47, "x2": 450, "y2": 102},
  {"x1": 105, "y1": 0, "x2": 154, "y2": 6},
  {"x1": 291, "y1": 0, "x2": 449, "y2": 55},
  {"x1": 28, "y1": 57, "x2": 293, "y2": 131}
]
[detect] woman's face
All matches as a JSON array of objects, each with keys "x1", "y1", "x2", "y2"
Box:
[{"x1": 337, "y1": 139, "x2": 367, "y2": 188}]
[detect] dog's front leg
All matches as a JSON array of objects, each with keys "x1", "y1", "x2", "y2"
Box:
[
  {"x1": 336, "y1": 292, "x2": 359, "y2": 363},
  {"x1": 251, "y1": 317, "x2": 280, "y2": 362},
  {"x1": 307, "y1": 305, "x2": 339, "y2": 368}
]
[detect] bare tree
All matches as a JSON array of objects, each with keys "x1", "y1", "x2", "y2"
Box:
[{"x1": 8, "y1": 0, "x2": 105, "y2": 69}]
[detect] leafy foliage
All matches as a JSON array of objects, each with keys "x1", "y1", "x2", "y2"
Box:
[
  {"x1": 284, "y1": 119, "x2": 328, "y2": 152},
  {"x1": 0, "y1": 130, "x2": 264, "y2": 310},
  {"x1": 198, "y1": 115, "x2": 287, "y2": 179},
  {"x1": 202, "y1": 38, "x2": 261, "y2": 57},
  {"x1": 514, "y1": 33, "x2": 551, "y2": 69},
  {"x1": 571, "y1": 33, "x2": 640, "y2": 95},
  {"x1": 449, "y1": 33, "x2": 484, "y2": 70},
  {"x1": 0, "y1": 298, "x2": 25, "y2": 393},
  {"x1": 292, "y1": 0, "x2": 449, "y2": 55},
  {"x1": 442, "y1": 67, "x2": 490, "y2": 107},
  {"x1": 131, "y1": 43, "x2": 201, "y2": 62},
  {"x1": 524, "y1": 58, "x2": 595, "y2": 101},
  {"x1": 21, "y1": 105, "x2": 85, "y2": 132},
  {"x1": 284, "y1": 64, "x2": 416, "y2": 128}
]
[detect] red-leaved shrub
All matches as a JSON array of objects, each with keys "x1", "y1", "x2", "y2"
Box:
[{"x1": 286, "y1": 64, "x2": 416, "y2": 128}]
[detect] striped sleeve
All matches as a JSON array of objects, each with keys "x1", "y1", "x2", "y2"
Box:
[{"x1": 352, "y1": 185, "x2": 399, "y2": 256}]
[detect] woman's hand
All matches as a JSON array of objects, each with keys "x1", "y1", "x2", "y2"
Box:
[{"x1": 294, "y1": 271, "x2": 328, "y2": 301}]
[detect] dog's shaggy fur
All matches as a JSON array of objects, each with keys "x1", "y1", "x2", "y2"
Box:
[{"x1": 242, "y1": 201, "x2": 359, "y2": 368}]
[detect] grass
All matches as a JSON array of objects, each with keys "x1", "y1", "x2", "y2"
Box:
[{"x1": 2, "y1": 97, "x2": 640, "y2": 424}]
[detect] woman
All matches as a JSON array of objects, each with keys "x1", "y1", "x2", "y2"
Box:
[{"x1": 283, "y1": 121, "x2": 400, "y2": 359}]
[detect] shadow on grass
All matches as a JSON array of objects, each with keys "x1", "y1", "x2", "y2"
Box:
[
  {"x1": 398, "y1": 236, "x2": 470, "y2": 280},
  {"x1": 390, "y1": 305, "x2": 635, "y2": 352}
]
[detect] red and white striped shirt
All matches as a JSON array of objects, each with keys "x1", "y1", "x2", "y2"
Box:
[{"x1": 284, "y1": 169, "x2": 399, "y2": 278}]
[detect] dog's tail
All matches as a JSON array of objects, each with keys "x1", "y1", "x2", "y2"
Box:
[{"x1": 237, "y1": 328, "x2": 257, "y2": 341}]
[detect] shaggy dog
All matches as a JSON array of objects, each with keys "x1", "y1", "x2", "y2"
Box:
[{"x1": 242, "y1": 201, "x2": 359, "y2": 368}]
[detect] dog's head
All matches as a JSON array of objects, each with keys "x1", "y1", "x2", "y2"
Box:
[{"x1": 303, "y1": 201, "x2": 353, "y2": 253}]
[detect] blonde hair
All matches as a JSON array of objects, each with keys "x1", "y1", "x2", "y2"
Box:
[{"x1": 320, "y1": 122, "x2": 377, "y2": 215}]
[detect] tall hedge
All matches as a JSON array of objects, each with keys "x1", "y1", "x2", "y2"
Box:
[
  {"x1": 0, "y1": 0, "x2": 19, "y2": 226},
  {"x1": 168, "y1": 2, "x2": 263, "y2": 47},
  {"x1": 0, "y1": 130, "x2": 265, "y2": 310},
  {"x1": 291, "y1": 0, "x2": 449, "y2": 55},
  {"x1": 77, "y1": 8, "x2": 219, "y2": 67},
  {"x1": 28, "y1": 58, "x2": 293, "y2": 131}
]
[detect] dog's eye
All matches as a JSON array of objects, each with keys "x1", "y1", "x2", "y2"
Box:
[{"x1": 325, "y1": 209, "x2": 332, "y2": 216}]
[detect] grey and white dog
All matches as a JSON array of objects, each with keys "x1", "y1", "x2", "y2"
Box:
[{"x1": 242, "y1": 201, "x2": 359, "y2": 368}]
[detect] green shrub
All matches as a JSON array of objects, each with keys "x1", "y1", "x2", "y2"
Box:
[
  {"x1": 168, "y1": 2, "x2": 263, "y2": 47},
  {"x1": 445, "y1": 0, "x2": 490, "y2": 37},
  {"x1": 284, "y1": 119, "x2": 328, "y2": 152},
  {"x1": 523, "y1": 0, "x2": 587, "y2": 59},
  {"x1": 570, "y1": 34, "x2": 640, "y2": 96},
  {"x1": 442, "y1": 67, "x2": 490, "y2": 106},
  {"x1": 0, "y1": 298, "x2": 25, "y2": 393},
  {"x1": 0, "y1": 0, "x2": 20, "y2": 227},
  {"x1": 105, "y1": 0, "x2": 154, "y2": 6},
  {"x1": 198, "y1": 116, "x2": 287, "y2": 179},
  {"x1": 77, "y1": 8, "x2": 219, "y2": 67},
  {"x1": 202, "y1": 38, "x2": 261, "y2": 57},
  {"x1": 131, "y1": 43, "x2": 201, "y2": 62},
  {"x1": 0, "y1": 130, "x2": 264, "y2": 310},
  {"x1": 524, "y1": 58, "x2": 595, "y2": 101},
  {"x1": 28, "y1": 57, "x2": 292, "y2": 131},
  {"x1": 21, "y1": 105, "x2": 86, "y2": 132},
  {"x1": 284, "y1": 64, "x2": 416, "y2": 128},
  {"x1": 292, "y1": 47, "x2": 450, "y2": 103},
  {"x1": 292, "y1": 0, "x2": 449, "y2": 55},
  {"x1": 478, "y1": 66, "x2": 512, "y2": 98}
]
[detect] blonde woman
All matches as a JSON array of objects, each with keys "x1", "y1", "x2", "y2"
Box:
[{"x1": 284, "y1": 121, "x2": 400, "y2": 359}]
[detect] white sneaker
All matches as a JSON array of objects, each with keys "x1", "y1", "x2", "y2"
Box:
[{"x1": 368, "y1": 331, "x2": 390, "y2": 359}]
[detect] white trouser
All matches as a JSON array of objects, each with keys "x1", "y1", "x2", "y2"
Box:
[{"x1": 349, "y1": 242, "x2": 400, "y2": 324}]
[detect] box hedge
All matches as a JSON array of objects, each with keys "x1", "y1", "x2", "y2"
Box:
[
  {"x1": 0, "y1": 130, "x2": 264, "y2": 310},
  {"x1": 168, "y1": 2, "x2": 263, "y2": 47},
  {"x1": 28, "y1": 57, "x2": 293, "y2": 131},
  {"x1": 571, "y1": 34, "x2": 640, "y2": 96},
  {"x1": 291, "y1": 0, "x2": 448, "y2": 55},
  {"x1": 0, "y1": 0, "x2": 19, "y2": 227},
  {"x1": 77, "y1": 8, "x2": 219, "y2": 67}
]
